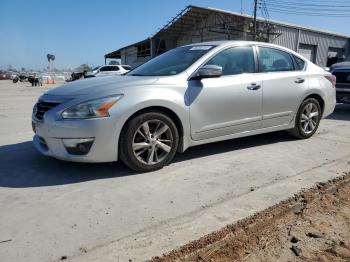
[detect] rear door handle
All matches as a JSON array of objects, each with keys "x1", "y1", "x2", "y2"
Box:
[
  {"x1": 247, "y1": 83, "x2": 261, "y2": 90},
  {"x1": 294, "y1": 78, "x2": 305, "y2": 84}
]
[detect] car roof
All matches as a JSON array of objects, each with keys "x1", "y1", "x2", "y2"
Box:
[
  {"x1": 101, "y1": 65, "x2": 130, "y2": 67},
  {"x1": 186, "y1": 40, "x2": 289, "y2": 49},
  {"x1": 185, "y1": 40, "x2": 308, "y2": 61}
]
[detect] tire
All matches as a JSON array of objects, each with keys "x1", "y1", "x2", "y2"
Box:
[
  {"x1": 119, "y1": 111, "x2": 179, "y2": 172},
  {"x1": 288, "y1": 98, "x2": 322, "y2": 139}
]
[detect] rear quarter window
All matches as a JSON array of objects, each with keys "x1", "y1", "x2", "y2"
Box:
[
  {"x1": 293, "y1": 55, "x2": 306, "y2": 70},
  {"x1": 122, "y1": 66, "x2": 131, "y2": 70}
]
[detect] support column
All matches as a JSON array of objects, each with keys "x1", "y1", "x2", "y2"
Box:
[
  {"x1": 253, "y1": 0, "x2": 257, "y2": 41},
  {"x1": 295, "y1": 29, "x2": 301, "y2": 52},
  {"x1": 150, "y1": 38, "x2": 155, "y2": 58}
]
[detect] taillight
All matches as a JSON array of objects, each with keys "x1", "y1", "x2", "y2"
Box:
[{"x1": 324, "y1": 75, "x2": 336, "y2": 88}]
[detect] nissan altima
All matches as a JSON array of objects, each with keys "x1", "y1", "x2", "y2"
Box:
[{"x1": 32, "y1": 41, "x2": 336, "y2": 172}]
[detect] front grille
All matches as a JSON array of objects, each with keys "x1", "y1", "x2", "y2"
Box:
[
  {"x1": 332, "y1": 71, "x2": 350, "y2": 84},
  {"x1": 34, "y1": 101, "x2": 60, "y2": 120}
]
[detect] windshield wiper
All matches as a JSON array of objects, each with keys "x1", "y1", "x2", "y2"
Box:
[{"x1": 130, "y1": 73, "x2": 144, "y2": 76}]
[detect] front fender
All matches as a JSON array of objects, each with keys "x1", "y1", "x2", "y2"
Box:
[{"x1": 109, "y1": 87, "x2": 191, "y2": 158}]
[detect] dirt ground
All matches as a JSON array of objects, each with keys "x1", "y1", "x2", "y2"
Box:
[{"x1": 151, "y1": 173, "x2": 350, "y2": 262}]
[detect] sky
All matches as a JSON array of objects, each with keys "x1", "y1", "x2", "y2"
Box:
[{"x1": 0, "y1": 0, "x2": 349, "y2": 70}]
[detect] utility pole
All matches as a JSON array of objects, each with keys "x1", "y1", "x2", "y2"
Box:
[{"x1": 253, "y1": 0, "x2": 258, "y2": 41}]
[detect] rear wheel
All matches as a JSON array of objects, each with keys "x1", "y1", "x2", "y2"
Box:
[
  {"x1": 119, "y1": 112, "x2": 179, "y2": 172},
  {"x1": 288, "y1": 98, "x2": 321, "y2": 139}
]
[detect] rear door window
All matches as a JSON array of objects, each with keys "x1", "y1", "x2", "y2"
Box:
[
  {"x1": 100, "y1": 66, "x2": 119, "y2": 71},
  {"x1": 258, "y1": 47, "x2": 294, "y2": 72}
]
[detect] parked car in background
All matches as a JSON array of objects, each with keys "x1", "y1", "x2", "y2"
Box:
[
  {"x1": 85, "y1": 65, "x2": 131, "y2": 78},
  {"x1": 32, "y1": 41, "x2": 336, "y2": 172},
  {"x1": 10, "y1": 73, "x2": 18, "y2": 80},
  {"x1": 13, "y1": 74, "x2": 28, "y2": 83},
  {"x1": 330, "y1": 60, "x2": 350, "y2": 104},
  {"x1": 0, "y1": 72, "x2": 8, "y2": 80},
  {"x1": 68, "y1": 64, "x2": 92, "y2": 81},
  {"x1": 70, "y1": 71, "x2": 87, "y2": 81}
]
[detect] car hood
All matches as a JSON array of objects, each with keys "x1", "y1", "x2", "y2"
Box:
[
  {"x1": 45, "y1": 76, "x2": 159, "y2": 96},
  {"x1": 330, "y1": 61, "x2": 350, "y2": 71}
]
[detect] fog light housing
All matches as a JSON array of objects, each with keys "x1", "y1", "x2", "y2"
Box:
[{"x1": 62, "y1": 138, "x2": 94, "y2": 155}]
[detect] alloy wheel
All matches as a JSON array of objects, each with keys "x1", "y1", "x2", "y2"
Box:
[
  {"x1": 300, "y1": 102, "x2": 320, "y2": 134},
  {"x1": 132, "y1": 120, "x2": 173, "y2": 165}
]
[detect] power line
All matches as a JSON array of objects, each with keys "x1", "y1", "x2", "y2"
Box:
[
  {"x1": 266, "y1": 0, "x2": 350, "y2": 8},
  {"x1": 263, "y1": 0, "x2": 350, "y2": 17},
  {"x1": 264, "y1": 3, "x2": 350, "y2": 12},
  {"x1": 259, "y1": 0, "x2": 270, "y2": 23},
  {"x1": 268, "y1": 0, "x2": 350, "y2": 3},
  {"x1": 265, "y1": 6, "x2": 350, "y2": 16},
  {"x1": 266, "y1": 8, "x2": 350, "y2": 17}
]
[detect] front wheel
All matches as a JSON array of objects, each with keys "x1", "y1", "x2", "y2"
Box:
[
  {"x1": 288, "y1": 98, "x2": 322, "y2": 139},
  {"x1": 119, "y1": 112, "x2": 179, "y2": 172}
]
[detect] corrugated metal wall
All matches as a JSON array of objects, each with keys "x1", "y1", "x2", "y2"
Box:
[
  {"x1": 272, "y1": 25, "x2": 349, "y2": 67},
  {"x1": 176, "y1": 13, "x2": 245, "y2": 46},
  {"x1": 179, "y1": 20, "x2": 350, "y2": 67},
  {"x1": 299, "y1": 30, "x2": 348, "y2": 66},
  {"x1": 271, "y1": 26, "x2": 299, "y2": 51},
  {"x1": 120, "y1": 46, "x2": 149, "y2": 67},
  {"x1": 119, "y1": 12, "x2": 349, "y2": 68}
]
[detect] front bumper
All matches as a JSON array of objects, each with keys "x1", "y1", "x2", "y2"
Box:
[
  {"x1": 32, "y1": 116, "x2": 120, "y2": 163},
  {"x1": 336, "y1": 84, "x2": 350, "y2": 104}
]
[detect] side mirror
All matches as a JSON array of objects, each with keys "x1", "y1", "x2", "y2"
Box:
[{"x1": 192, "y1": 65, "x2": 223, "y2": 80}]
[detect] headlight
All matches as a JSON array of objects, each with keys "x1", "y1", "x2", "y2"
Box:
[{"x1": 61, "y1": 95, "x2": 123, "y2": 119}]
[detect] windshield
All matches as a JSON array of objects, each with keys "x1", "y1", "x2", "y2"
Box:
[
  {"x1": 127, "y1": 45, "x2": 216, "y2": 76},
  {"x1": 92, "y1": 66, "x2": 100, "y2": 71}
]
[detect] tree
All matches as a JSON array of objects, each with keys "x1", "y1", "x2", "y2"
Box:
[{"x1": 47, "y1": 54, "x2": 55, "y2": 70}]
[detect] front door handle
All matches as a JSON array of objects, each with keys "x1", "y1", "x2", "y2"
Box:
[
  {"x1": 247, "y1": 83, "x2": 261, "y2": 90},
  {"x1": 295, "y1": 78, "x2": 305, "y2": 84}
]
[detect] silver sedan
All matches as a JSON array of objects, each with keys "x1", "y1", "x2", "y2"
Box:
[{"x1": 32, "y1": 41, "x2": 336, "y2": 172}]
